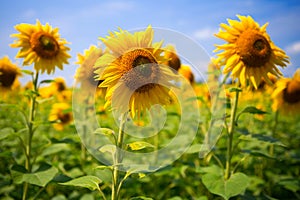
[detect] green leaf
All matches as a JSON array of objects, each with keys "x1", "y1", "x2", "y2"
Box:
[
  {"x1": 228, "y1": 87, "x2": 242, "y2": 93},
  {"x1": 94, "y1": 128, "x2": 115, "y2": 136},
  {"x1": 239, "y1": 134, "x2": 285, "y2": 146},
  {"x1": 242, "y1": 149, "x2": 274, "y2": 159},
  {"x1": 0, "y1": 127, "x2": 14, "y2": 140},
  {"x1": 202, "y1": 172, "x2": 249, "y2": 200},
  {"x1": 128, "y1": 141, "x2": 155, "y2": 151},
  {"x1": 11, "y1": 163, "x2": 58, "y2": 187},
  {"x1": 240, "y1": 106, "x2": 267, "y2": 115},
  {"x1": 39, "y1": 79, "x2": 54, "y2": 84},
  {"x1": 186, "y1": 144, "x2": 203, "y2": 154},
  {"x1": 60, "y1": 175, "x2": 102, "y2": 191},
  {"x1": 98, "y1": 144, "x2": 116, "y2": 154},
  {"x1": 21, "y1": 69, "x2": 34, "y2": 75},
  {"x1": 278, "y1": 179, "x2": 300, "y2": 192},
  {"x1": 42, "y1": 143, "x2": 70, "y2": 156},
  {"x1": 130, "y1": 196, "x2": 154, "y2": 200}
]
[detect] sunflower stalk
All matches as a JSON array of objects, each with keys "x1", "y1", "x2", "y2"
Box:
[
  {"x1": 23, "y1": 72, "x2": 39, "y2": 200},
  {"x1": 224, "y1": 88, "x2": 240, "y2": 180},
  {"x1": 111, "y1": 112, "x2": 128, "y2": 200}
]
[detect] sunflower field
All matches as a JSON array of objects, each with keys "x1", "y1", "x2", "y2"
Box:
[{"x1": 0, "y1": 14, "x2": 300, "y2": 200}]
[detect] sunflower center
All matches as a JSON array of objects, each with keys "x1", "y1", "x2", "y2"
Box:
[
  {"x1": 58, "y1": 112, "x2": 72, "y2": 123},
  {"x1": 0, "y1": 69, "x2": 17, "y2": 87},
  {"x1": 121, "y1": 49, "x2": 159, "y2": 93},
  {"x1": 30, "y1": 32, "x2": 60, "y2": 59},
  {"x1": 283, "y1": 80, "x2": 300, "y2": 104},
  {"x1": 236, "y1": 30, "x2": 271, "y2": 68}
]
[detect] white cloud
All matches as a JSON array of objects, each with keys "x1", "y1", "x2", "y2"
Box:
[
  {"x1": 286, "y1": 41, "x2": 300, "y2": 54},
  {"x1": 193, "y1": 28, "x2": 217, "y2": 40}
]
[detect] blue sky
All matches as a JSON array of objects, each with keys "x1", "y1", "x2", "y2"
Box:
[{"x1": 1, "y1": 0, "x2": 300, "y2": 85}]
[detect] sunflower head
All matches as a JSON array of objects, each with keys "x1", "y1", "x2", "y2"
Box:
[
  {"x1": 0, "y1": 56, "x2": 21, "y2": 89},
  {"x1": 178, "y1": 64, "x2": 194, "y2": 84},
  {"x1": 95, "y1": 26, "x2": 176, "y2": 117},
  {"x1": 10, "y1": 20, "x2": 71, "y2": 74},
  {"x1": 163, "y1": 45, "x2": 181, "y2": 71},
  {"x1": 75, "y1": 45, "x2": 104, "y2": 91},
  {"x1": 214, "y1": 15, "x2": 289, "y2": 89},
  {"x1": 48, "y1": 102, "x2": 73, "y2": 131},
  {"x1": 272, "y1": 69, "x2": 300, "y2": 115}
]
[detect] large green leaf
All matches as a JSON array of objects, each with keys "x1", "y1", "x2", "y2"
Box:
[
  {"x1": 0, "y1": 127, "x2": 14, "y2": 140},
  {"x1": 11, "y1": 163, "x2": 58, "y2": 187},
  {"x1": 60, "y1": 175, "x2": 102, "y2": 191},
  {"x1": 202, "y1": 172, "x2": 249, "y2": 200}
]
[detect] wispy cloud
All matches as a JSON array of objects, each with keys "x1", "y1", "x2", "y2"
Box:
[
  {"x1": 193, "y1": 28, "x2": 217, "y2": 40},
  {"x1": 285, "y1": 41, "x2": 300, "y2": 54}
]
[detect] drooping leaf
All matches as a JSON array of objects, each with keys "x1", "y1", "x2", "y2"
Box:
[
  {"x1": 98, "y1": 144, "x2": 116, "y2": 155},
  {"x1": 128, "y1": 141, "x2": 155, "y2": 151},
  {"x1": 202, "y1": 172, "x2": 249, "y2": 200},
  {"x1": 60, "y1": 175, "x2": 102, "y2": 191},
  {"x1": 11, "y1": 163, "x2": 58, "y2": 187},
  {"x1": 240, "y1": 106, "x2": 267, "y2": 115},
  {"x1": 0, "y1": 127, "x2": 14, "y2": 140}
]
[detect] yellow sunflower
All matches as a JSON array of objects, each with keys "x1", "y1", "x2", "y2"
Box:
[
  {"x1": 10, "y1": 20, "x2": 70, "y2": 74},
  {"x1": 214, "y1": 15, "x2": 289, "y2": 89},
  {"x1": 48, "y1": 102, "x2": 73, "y2": 130},
  {"x1": 271, "y1": 69, "x2": 300, "y2": 115},
  {"x1": 75, "y1": 45, "x2": 105, "y2": 95},
  {"x1": 94, "y1": 26, "x2": 176, "y2": 117},
  {"x1": 163, "y1": 45, "x2": 181, "y2": 71},
  {"x1": 0, "y1": 56, "x2": 21, "y2": 91},
  {"x1": 178, "y1": 64, "x2": 195, "y2": 84}
]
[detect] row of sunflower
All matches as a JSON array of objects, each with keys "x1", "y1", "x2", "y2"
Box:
[{"x1": 0, "y1": 15, "x2": 299, "y2": 200}]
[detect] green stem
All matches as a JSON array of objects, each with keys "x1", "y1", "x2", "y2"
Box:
[
  {"x1": 269, "y1": 110, "x2": 279, "y2": 157},
  {"x1": 205, "y1": 73, "x2": 230, "y2": 146},
  {"x1": 22, "y1": 72, "x2": 39, "y2": 200},
  {"x1": 225, "y1": 89, "x2": 240, "y2": 180},
  {"x1": 111, "y1": 112, "x2": 127, "y2": 200}
]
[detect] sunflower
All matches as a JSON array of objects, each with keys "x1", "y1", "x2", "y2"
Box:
[
  {"x1": 271, "y1": 69, "x2": 300, "y2": 115},
  {"x1": 178, "y1": 64, "x2": 195, "y2": 84},
  {"x1": 10, "y1": 20, "x2": 70, "y2": 74},
  {"x1": 214, "y1": 15, "x2": 289, "y2": 89},
  {"x1": 163, "y1": 45, "x2": 181, "y2": 71},
  {"x1": 94, "y1": 26, "x2": 176, "y2": 117},
  {"x1": 48, "y1": 102, "x2": 73, "y2": 130},
  {"x1": 75, "y1": 45, "x2": 105, "y2": 95},
  {"x1": 0, "y1": 56, "x2": 21, "y2": 90},
  {"x1": 39, "y1": 77, "x2": 67, "y2": 99}
]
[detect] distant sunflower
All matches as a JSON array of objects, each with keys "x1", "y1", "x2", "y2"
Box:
[
  {"x1": 48, "y1": 102, "x2": 73, "y2": 130},
  {"x1": 75, "y1": 45, "x2": 105, "y2": 94},
  {"x1": 178, "y1": 64, "x2": 195, "y2": 84},
  {"x1": 10, "y1": 20, "x2": 70, "y2": 74},
  {"x1": 163, "y1": 45, "x2": 181, "y2": 71},
  {"x1": 39, "y1": 77, "x2": 67, "y2": 98},
  {"x1": 271, "y1": 69, "x2": 300, "y2": 115},
  {"x1": 214, "y1": 15, "x2": 289, "y2": 89},
  {"x1": 0, "y1": 56, "x2": 21, "y2": 90},
  {"x1": 94, "y1": 26, "x2": 176, "y2": 117}
]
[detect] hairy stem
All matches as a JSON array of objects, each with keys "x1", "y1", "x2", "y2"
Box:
[
  {"x1": 111, "y1": 112, "x2": 127, "y2": 200},
  {"x1": 225, "y1": 89, "x2": 239, "y2": 180}
]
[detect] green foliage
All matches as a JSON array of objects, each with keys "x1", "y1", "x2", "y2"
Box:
[{"x1": 60, "y1": 175, "x2": 102, "y2": 191}]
